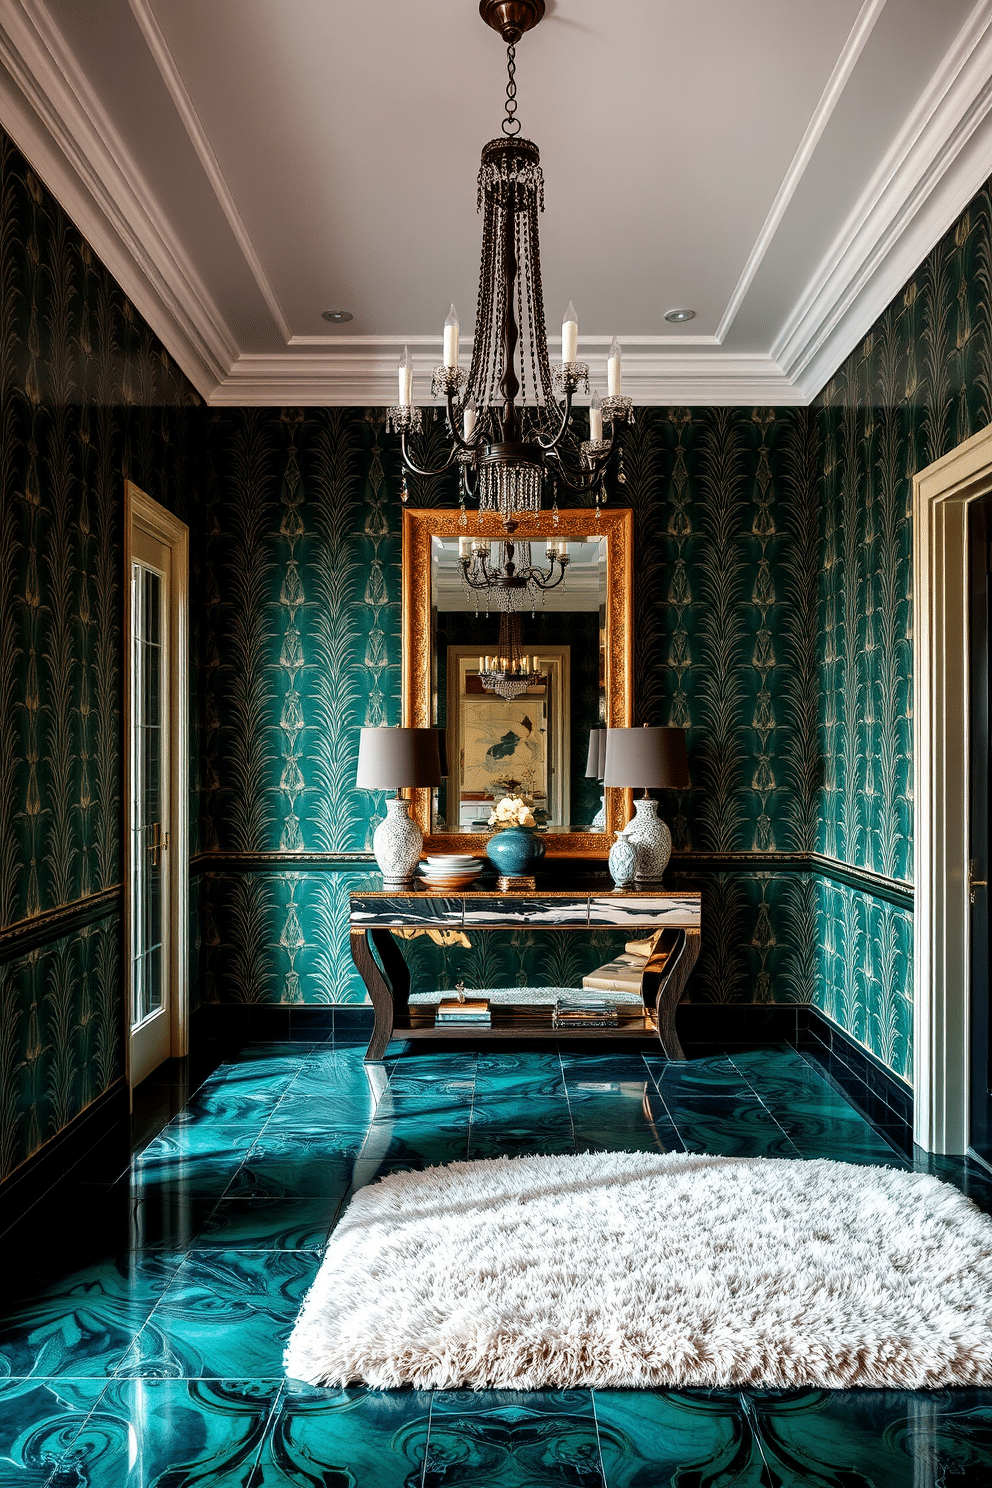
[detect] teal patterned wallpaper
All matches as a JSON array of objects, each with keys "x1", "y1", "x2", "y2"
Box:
[
  {"x1": 0, "y1": 126, "x2": 202, "y2": 1183},
  {"x1": 812, "y1": 175, "x2": 992, "y2": 1080}
]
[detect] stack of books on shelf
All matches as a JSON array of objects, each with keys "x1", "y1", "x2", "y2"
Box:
[
  {"x1": 553, "y1": 996, "x2": 619, "y2": 1029},
  {"x1": 435, "y1": 998, "x2": 491, "y2": 1028},
  {"x1": 581, "y1": 930, "x2": 669, "y2": 996}
]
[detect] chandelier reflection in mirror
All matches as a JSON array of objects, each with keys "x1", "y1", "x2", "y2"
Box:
[
  {"x1": 387, "y1": 0, "x2": 632, "y2": 527},
  {"x1": 479, "y1": 610, "x2": 541, "y2": 700},
  {"x1": 459, "y1": 534, "x2": 569, "y2": 614}
]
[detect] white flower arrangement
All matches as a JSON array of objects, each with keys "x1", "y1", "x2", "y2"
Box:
[{"x1": 487, "y1": 795, "x2": 536, "y2": 829}]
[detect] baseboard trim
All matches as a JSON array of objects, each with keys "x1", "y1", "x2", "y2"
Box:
[
  {"x1": 194, "y1": 1002, "x2": 372, "y2": 1043},
  {"x1": 0, "y1": 1079, "x2": 130, "y2": 1237}
]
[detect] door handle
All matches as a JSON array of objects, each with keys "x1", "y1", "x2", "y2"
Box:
[
  {"x1": 970, "y1": 859, "x2": 987, "y2": 906},
  {"x1": 149, "y1": 822, "x2": 169, "y2": 868}
]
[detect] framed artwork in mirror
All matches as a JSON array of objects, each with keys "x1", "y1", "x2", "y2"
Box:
[{"x1": 402, "y1": 507, "x2": 633, "y2": 858}]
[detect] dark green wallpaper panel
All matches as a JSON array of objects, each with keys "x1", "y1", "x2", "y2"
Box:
[
  {"x1": 0, "y1": 124, "x2": 203, "y2": 1183},
  {"x1": 0, "y1": 915, "x2": 121, "y2": 1180},
  {"x1": 816, "y1": 179, "x2": 992, "y2": 885},
  {"x1": 1, "y1": 129, "x2": 200, "y2": 927}
]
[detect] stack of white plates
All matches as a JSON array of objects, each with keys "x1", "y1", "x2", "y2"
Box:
[{"x1": 418, "y1": 854, "x2": 484, "y2": 891}]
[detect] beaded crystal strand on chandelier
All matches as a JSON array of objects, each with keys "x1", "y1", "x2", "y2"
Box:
[{"x1": 387, "y1": 1, "x2": 632, "y2": 526}]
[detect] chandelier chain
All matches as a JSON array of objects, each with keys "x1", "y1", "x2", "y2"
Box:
[{"x1": 502, "y1": 45, "x2": 521, "y2": 136}]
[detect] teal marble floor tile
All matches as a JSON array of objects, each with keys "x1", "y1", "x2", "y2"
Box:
[
  {"x1": 781, "y1": 1127, "x2": 910, "y2": 1167},
  {"x1": 0, "y1": 1254, "x2": 182, "y2": 1379},
  {"x1": 252, "y1": 1383, "x2": 433, "y2": 1486},
  {"x1": 662, "y1": 1099, "x2": 801, "y2": 1159},
  {"x1": 263, "y1": 1096, "x2": 381, "y2": 1130},
  {"x1": 740, "y1": 1387, "x2": 946, "y2": 1488},
  {"x1": 386, "y1": 1074, "x2": 476, "y2": 1099},
  {"x1": 572, "y1": 1121, "x2": 683, "y2": 1155},
  {"x1": 383, "y1": 1053, "x2": 479, "y2": 1080},
  {"x1": 114, "y1": 1251, "x2": 317, "y2": 1379},
  {"x1": 369, "y1": 1093, "x2": 476, "y2": 1123},
  {"x1": 467, "y1": 1104, "x2": 576, "y2": 1158},
  {"x1": 0, "y1": 1378, "x2": 106, "y2": 1486},
  {"x1": 644, "y1": 1054, "x2": 759, "y2": 1099},
  {"x1": 361, "y1": 1110, "x2": 473, "y2": 1165},
  {"x1": 80, "y1": 1194, "x2": 222, "y2": 1254},
  {"x1": 565, "y1": 1079, "x2": 656, "y2": 1109},
  {"x1": 473, "y1": 1071, "x2": 568, "y2": 1096},
  {"x1": 473, "y1": 1052, "x2": 564, "y2": 1088},
  {"x1": 195, "y1": 1197, "x2": 341, "y2": 1250},
  {"x1": 225, "y1": 1151, "x2": 356, "y2": 1199},
  {"x1": 594, "y1": 1388, "x2": 769, "y2": 1488},
  {"x1": 50, "y1": 1378, "x2": 280, "y2": 1488},
  {"x1": 426, "y1": 1391, "x2": 604, "y2": 1487},
  {"x1": 171, "y1": 1082, "x2": 286, "y2": 1125}
]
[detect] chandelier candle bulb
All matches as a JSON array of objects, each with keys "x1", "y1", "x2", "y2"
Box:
[
  {"x1": 398, "y1": 345, "x2": 413, "y2": 406},
  {"x1": 562, "y1": 301, "x2": 578, "y2": 362},
  {"x1": 608, "y1": 336, "x2": 622, "y2": 396},
  {"x1": 589, "y1": 392, "x2": 603, "y2": 442},
  {"x1": 463, "y1": 395, "x2": 477, "y2": 439},
  {"x1": 444, "y1": 305, "x2": 459, "y2": 368},
  {"x1": 555, "y1": 540, "x2": 568, "y2": 557}
]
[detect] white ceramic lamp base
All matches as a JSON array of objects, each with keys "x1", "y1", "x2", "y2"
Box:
[
  {"x1": 373, "y1": 797, "x2": 423, "y2": 887},
  {"x1": 624, "y1": 797, "x2": 673, "y2": 883}
]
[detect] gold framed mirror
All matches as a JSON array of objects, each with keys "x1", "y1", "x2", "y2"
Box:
[{"x1": 402, "y1": 507, "x2": 633, "y2": 858}]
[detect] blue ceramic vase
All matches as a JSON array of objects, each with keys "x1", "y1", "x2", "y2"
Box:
[{"x1": 487, "y1": 826, "x2": 545, "y2": 877}]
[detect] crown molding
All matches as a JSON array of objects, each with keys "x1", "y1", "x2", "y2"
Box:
[
  {"x1": 0, "y1": 0, "x2": 233, "y2": 398},
  {"x1": 209, "y1": 348, "x2": 807, "y2": 408},
  {"x1": 125, "y1": 0, "x2": 293, "y2": 345},
  {"x1": 714, "y1": 0, "x2": 887, "y2": 345},
  {"x1": 778, "y1": 0, "x2": 992, "y2": 401}
]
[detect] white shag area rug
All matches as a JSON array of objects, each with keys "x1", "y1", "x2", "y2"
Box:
[{"x1": 284, "y1": 1151, "x2": 992, "y2": 1391}]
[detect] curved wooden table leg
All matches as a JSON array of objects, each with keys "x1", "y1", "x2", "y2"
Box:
[
  {"x1": 650, "y1": 927, "x2": 701, "y2": 1060},
  {"x1": 349, "y1": 930, "x2": 396, "y2": 1062}
]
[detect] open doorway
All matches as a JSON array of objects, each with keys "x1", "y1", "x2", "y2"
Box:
[{"x1": 125, "y1": 481, "x2": 189, "y2": 1089}]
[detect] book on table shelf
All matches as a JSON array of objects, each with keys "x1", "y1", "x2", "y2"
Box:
[
  {"x1": 553, "y1": 995, "x2": 620, "y2": 1029},
  {"x1": 435, "y1": 997, "x2": 491, "y2": 1027}
]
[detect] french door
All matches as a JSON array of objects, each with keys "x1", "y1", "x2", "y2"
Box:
[
  {"x1": 126, "y1": 483, "x2": 189, "y2": 1088},
  {"x1": 969, "y1": 495, "x2": 992, "y2": 1161}
]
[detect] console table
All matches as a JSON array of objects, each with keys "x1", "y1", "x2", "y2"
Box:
[{"x1": 349, "y1": 879, "x2": 702, "y2": 1062}]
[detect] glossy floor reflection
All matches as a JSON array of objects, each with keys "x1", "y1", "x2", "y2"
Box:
[{"x1": 2, "y1": 1037, "x2": 992, "y2": 1485}]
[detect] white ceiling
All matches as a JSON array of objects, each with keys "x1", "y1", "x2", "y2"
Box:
[{"x1": 1, "y1": 0, "x2": 991, "y2": 406}]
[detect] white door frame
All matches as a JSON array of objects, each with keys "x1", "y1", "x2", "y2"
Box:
[
  {"x1": 913, "y1": 422, "x2": 992, "y2": 1153},
  {"x1": 124, "y1": 480, "x2": 189, "y2": 1086}
]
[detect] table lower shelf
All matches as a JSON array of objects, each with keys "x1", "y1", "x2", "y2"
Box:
[{"x1": 393, "y1": 1013, "x2": 656, "y2": 1040}]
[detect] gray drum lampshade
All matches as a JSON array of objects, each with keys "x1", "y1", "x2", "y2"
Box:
[
  {"x1": 603, "y1": 726, "x2": 690, "y2": 789},
  {"x1": 355, "y1": 727, "x2": 442, "y2": 789},
  {"x1": 584, "y1": 728, "x2": 606, "y2": 781}
]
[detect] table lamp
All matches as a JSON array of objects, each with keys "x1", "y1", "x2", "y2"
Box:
[
  {"x1": 603, "y1": 725, "x2": 690, "y2": 882},
  {"x1": 356, "y1": 727, "x2": 442, "y2": 887},
  {"x1": 584, "y1": 727, "x2": 607, "y2": 831}
]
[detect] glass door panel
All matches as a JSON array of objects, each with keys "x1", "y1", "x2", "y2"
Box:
[{"x1": 129, "y1": 530, "x2": 171, "y2": 1085}]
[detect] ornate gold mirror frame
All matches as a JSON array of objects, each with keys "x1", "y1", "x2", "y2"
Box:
[{"x1": 402, "y1": 506, "x2": 633, "y2": 858}]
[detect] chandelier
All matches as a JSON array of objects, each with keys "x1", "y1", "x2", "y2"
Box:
[
  {"x1": 479, "y1": 611, "x2": 541, "y2": 700},
  {"x1": 387, "y1": 0, "x2": 632, "y2": 527},
  {"x1": 459, "y1": 536, "x2": 569, "y2": 613}
]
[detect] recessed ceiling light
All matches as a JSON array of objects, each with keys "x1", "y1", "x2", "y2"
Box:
[
  {"x1": 664, "y1": 308, "x2": 696, "y2": 324},
  {"x1": 322, "y1": 310, "x2": 353, "y2": 323}
]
